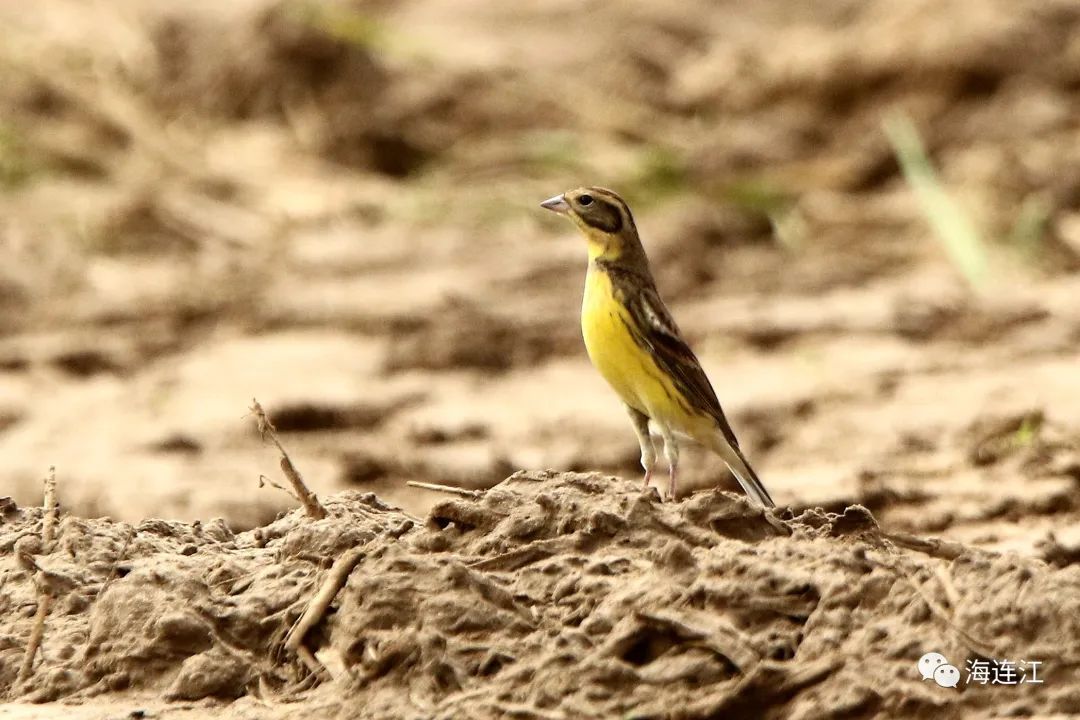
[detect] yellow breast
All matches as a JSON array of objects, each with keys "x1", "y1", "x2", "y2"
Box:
[
  {"x1": 581, "y1": 267, "x2": 709, "y2": 433},
  {"x1": 580, "y1": 268, "x2": 656, "y2": 417}
]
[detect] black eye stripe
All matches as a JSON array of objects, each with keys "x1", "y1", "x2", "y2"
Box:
[{"x1": 580, "y1": 198, "x2": 623, "y2": 233}]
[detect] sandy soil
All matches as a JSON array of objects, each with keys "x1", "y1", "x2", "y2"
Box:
[
  {"x1": 1, "y1": 473, "x2": 1079, "y2": 719},
  {"x1": 1, "y1": 0, "x2": 1079, "y2": 716}
]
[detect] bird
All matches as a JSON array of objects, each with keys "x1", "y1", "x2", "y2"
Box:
[{"x1": 540, "y1": 186, "x2": 775, "y2": 507}]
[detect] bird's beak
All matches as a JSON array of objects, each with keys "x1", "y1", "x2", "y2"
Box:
[{"x1": 540, "y1": 194, "x2": 570, "y2": 215}]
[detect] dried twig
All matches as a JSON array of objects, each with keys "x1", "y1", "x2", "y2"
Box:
[
  {"x1": 406, "y1": 481, "x2": 485, "y2": 498},
  {"x1": 19, "y1": 468, "x2": 60, "y2": 682},
  {"x1": 294, "y1": 646, "x2": 332, "y2": 684},
  {"x1": 884, "y1": 530, "x2": 968, "y2": 561},
  {"x1": 249, "y1": 399, "x2": 327, "y2": 520},
  {"x1": 933, "y1": 564, "x2": 963, "y2": 612},
  {"x1": 258, "y1": 474, "x2": 300, "y2": 502},
  {"x1": 18, "y1": 596, "x2": 51, "y2": 682},
  {"x1": 467, "y1": 539, "x2": 565, "y2": 572},
  {"x1": 40, "y1": 467, "x2": 57, "y2": 552},
  {"x1": 284, "y1": 546, "x2": 367, "y2": 680},
  {"x1": 92, "y1": 528, "x2": 134, "y2": 601}
]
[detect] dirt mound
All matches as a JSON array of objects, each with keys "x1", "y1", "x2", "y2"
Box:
[
  {"x1": 2, "y1": 472, "x2": 1077, "y2": 718},
  {"x1": 2, "y1": 0, "x2": 1080, "y2": 532}
]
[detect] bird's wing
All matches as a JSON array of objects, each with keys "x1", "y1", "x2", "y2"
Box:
[{"x1": 628, "y1": 285, "x2": 743, "y2": 450}]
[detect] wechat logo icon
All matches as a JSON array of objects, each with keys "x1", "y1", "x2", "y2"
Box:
[{"x1": 919, "y1": 652, "x2": 960, "y2": 689}]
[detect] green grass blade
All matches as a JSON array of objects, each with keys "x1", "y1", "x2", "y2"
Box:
[{"x1": 883, "y1": 112, "x2": 989, "y2": 290}]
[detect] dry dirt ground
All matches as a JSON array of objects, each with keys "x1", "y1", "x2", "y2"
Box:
[
  {"x1": 1, "y1": 0, "x2": 1080, "y2": 717},
  {"x1": 1, "y1": 473, "x2": 1079, "y2": 719}
]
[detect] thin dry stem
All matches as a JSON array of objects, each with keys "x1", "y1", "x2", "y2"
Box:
[
  {"x1": 41, "y1": 466, "x2": 57, "y2": 552},
  {"x1": 19, "y1": 468, "x2": 60, "y2": 682},
  {"x1": 294, "y1": 646, "x2": 333, "y2": 684},
  {"x1": 91, "y1": 528, "x2": 134, "y2": 602},
  {"x1": 259, "y1": 474, "x2": 300, "y2": 502},
  {"x1": 249, "y1": 399, "x2": 327, "y2": 520},
  {"x1": 18, "y1": 595, "x2": 52, "y2": 682},
  {"x1": 934, "y1": 565, "x2": 963, "y2": 612},
  {"x1": 406, "y1": 480, "x2": 485, "y2": 498},
  {"x1": 285, "y1": 546, "x2": 366, "y2": 660},
  {"x1": 885, "y1": 530, "x2": 968, "y2": 561}
]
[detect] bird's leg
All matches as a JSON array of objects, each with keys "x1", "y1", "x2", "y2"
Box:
[
  {"x1": 626, "y1": 406, "x2": 656, "y2": 492},
  {"x1": 660, "y1": 427, "x2": 680, "y2": 501}
]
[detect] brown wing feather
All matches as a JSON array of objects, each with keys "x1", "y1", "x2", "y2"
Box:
[{"x1": 615, "y1": 276, "x2": 742, "y2": 450}]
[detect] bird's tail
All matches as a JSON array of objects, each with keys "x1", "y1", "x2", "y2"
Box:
[{"x1": 709, "y1": 435, "x2": 776, "y2": 509}]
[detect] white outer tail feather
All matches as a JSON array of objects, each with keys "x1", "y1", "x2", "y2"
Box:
[{"x1": 711, "y1": 435, "x2": 776, "y2": 509}]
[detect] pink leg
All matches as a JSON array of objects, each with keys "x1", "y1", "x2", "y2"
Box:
[
  {"x1": 662, "y1": 430, "x2": 679, "y2": 501},
  {"x1": 627, "y1": 406, "x2": 656, "y2": 494}
]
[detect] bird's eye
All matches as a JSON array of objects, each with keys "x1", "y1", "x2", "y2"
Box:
[{"x1": 578, "y1": 194, "x2": 594, "y2": 206}]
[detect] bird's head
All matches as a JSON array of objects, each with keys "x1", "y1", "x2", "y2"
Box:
[{"x1": 541, "y1": 186, "x2": 642, "y2": 263}]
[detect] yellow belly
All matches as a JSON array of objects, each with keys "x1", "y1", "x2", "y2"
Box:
[{"x1": 581, "y1": 269, "x2": 691, "y2": 427}]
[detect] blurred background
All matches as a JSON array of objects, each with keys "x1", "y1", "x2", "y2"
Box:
[{"x1": 1, "y1": 0, "x2": 1078, "y2": 559}]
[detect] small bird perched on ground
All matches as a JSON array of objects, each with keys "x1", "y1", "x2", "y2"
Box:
[{"x1": 541, "y1": 187, "x2": 774, "y2": 507}]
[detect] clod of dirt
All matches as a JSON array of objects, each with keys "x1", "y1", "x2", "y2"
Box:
[
  {"x1": 165, "y1": 648, "x2": 253, "y2": 700},
  {"x1": 1037, "y1": 531, "x2": 1080, "y2": 568},
  {"x1": 892, "y1": 297, "x2": 1049, "y2": 343},
  {"x1": 341, "y1": 450, "x2": 390, "y2": 485},
  {"x1": 2, "y1": 471, "x2": 1076, "y2": 718},
  {"x1": 0, "y1": 411, "x2": 22, "y2": 434},
  {"x1": 265, "y1": 395, "x2": 419, "y2": 433},
  {"x1": 382, "y1": 297, "x2": 570, "y2": 373},
  {"x1": 147, "y1": 434, "x2": 202, "y2": 455},
  {"x1": 50, "y1": 349, "x2": 125, "y2": 378}
]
